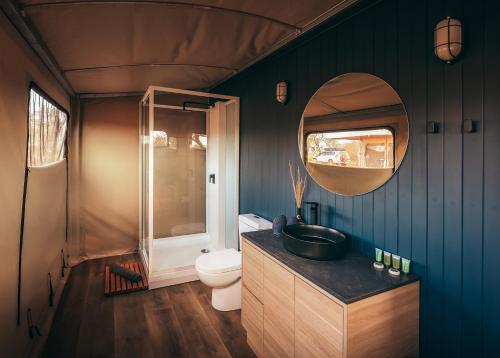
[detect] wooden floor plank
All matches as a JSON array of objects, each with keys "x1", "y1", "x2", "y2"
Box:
[
  {"x1": 167, "y1": 283, "x2": 232, "y2": 357},
  {"x1": 114, "y1": 291, "x2": 155, "y2": 358},
  {"x1": 41, "y1": 258, "x2": 92, "y2": 358},
  {"x1": 75, "y1": 255, "x2": 116, "y2": 357},
  {"x1": 189, "y1": 280, "x2": 255, "y2": 358},
  {"x1": 143, "y1": 288, "x2": 193, "y2": 358},
  {"x1": 42, "y1": 254, "x2": 254, "y2": 358}
]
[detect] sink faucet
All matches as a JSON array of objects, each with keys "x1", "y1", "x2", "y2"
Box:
[{"x1": 304, "y1": 202, "x2": 319, "y2": 225}]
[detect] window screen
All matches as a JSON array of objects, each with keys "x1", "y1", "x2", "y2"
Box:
[{"x1": 28, "y1": 87, "x2": 68, "y2": 167}]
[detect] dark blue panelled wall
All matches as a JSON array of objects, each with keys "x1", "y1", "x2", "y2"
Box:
[{"x1": 215, "y1": 0, "x2": 500, "y2": 355}]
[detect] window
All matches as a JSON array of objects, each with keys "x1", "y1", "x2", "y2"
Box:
[
  {"x1": 306, "y1": 128, "x2": 394, "y2": 169},
  {"x1": 153, "y1": 130, "x2": 178, "y2": 149},
  {"x1": 153, "y1": 130, "x2": 168, "y2": 147},
  {"x1": 190, "y1": 133, "x2": 207, "y2": 150},
  {"x1": 28, "y1": 87, "x2": 68, "y2": 167}
]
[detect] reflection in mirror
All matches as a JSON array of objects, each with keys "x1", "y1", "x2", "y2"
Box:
[{"x1": 299, "y1": 73, "x2": 409, "y2": 196}]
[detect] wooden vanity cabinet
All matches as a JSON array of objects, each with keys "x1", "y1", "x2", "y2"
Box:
[
  {"x1": 241, "y1": 241, "x2": 264, "y2": 356},
  {"x1": 242, "y1": 240, "x2": 264, "y2": 301},
  {"x1": 295, "y1": 277, "x2": 344, "y2": 357},
  {"x1": 263, "y1": 256, "x2": 294, "y2": 357},
  {"x1": 241, "y1": 238, "x2": 419, "y2": 358},
  {"x1": 242, "y1": 285, "x2": 263, "y2": 356}
]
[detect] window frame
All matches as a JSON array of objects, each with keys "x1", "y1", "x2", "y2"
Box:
[
  {"x1": 29, "y1": 82, "x2": 69, "y2": 117},
  {"x1": 27, "y1": 82, "x2": 70, "y2": 167},
  {"x1": 304, "y1": 126, "x2": 396, "y2": 170}
]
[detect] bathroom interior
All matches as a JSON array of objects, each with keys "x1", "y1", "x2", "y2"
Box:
[{"x1": 0, "y1": 0, "x2": 498, "y2": 357}]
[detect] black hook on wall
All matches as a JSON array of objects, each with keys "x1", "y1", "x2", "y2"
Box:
[
  {"x1": 60, "y1": 249, "x2": 67, "y2": 278},
  {"x1": 27, "y1": 308, "x2": 41, "y2": 339},
  {"x1": 48, "y1": 273, "x2": 54, "y2": 307}
]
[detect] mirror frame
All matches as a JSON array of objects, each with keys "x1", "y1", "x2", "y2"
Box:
[{"x1": 298, "y1": 72, "x2": 409, "y2": 196}]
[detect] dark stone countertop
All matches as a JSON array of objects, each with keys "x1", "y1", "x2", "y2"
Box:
[{"x1": 242, "y1": 229, "x2": 419, "y2": 304}]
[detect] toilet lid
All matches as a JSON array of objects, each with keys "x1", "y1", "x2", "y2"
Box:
[{"x1": 196, "y1": 249, "x2": 241, "y2": 274}]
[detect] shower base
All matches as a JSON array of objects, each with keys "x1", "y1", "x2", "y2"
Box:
[{"x1": 140, "y1": 233, "x2": 215, "y2": 289}]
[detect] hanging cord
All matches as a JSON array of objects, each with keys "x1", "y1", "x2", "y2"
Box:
[
  {"x1": 48, "y1": 273, "x2": 54, "y2": 307},
  {"x1": 65, "y1": 128, "x2": 69, "y2": 243},
  {"x1": 16, "y1": 92, "x2": 32, "y2": 326},
  {"x1": 27, "y1": 308, "x2": 41, "y2": 339}
]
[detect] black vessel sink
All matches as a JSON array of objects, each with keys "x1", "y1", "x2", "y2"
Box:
[{"x1": 282, "y1": 224, "x2": 348, "y2": 260}]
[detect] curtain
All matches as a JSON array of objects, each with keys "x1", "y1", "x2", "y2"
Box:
[{"x1": 28, "y1": 88, "x2": 68, "y2": 167}]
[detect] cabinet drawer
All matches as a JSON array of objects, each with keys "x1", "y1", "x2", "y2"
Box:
[
  {"x1": 295, "y1": 277, "x2": 344, "y2": 357},
  {"x1": 263, "y1": 256, "x2": 294, "y2": 358},
  {"x1": 242, "y1": 240, "x2": 264, "y2": 300},
  {"x1": 242, "y1": 285, "x2": 263, "y2": 357}
]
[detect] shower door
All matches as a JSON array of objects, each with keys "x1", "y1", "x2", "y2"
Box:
[{"x1": 153, "y1": 107, "x2": 207, "y2": 240}]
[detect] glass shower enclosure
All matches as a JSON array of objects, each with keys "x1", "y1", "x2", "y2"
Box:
[{"x1": 139, "y1": 86, "x2": 239, "y2": 289}]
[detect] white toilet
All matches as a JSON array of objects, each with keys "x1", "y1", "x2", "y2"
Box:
[{"x1": 195, "y1": 214, "x2": 272, "y2": 311}]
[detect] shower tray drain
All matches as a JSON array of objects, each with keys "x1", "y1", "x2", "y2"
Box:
[{"x1": 201, "y1": 249, "x2": 210, "y2": 253}]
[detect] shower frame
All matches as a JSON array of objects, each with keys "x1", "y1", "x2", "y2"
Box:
[{"x1": 139, "y1": 85, "x2": 240, "y2": 289}]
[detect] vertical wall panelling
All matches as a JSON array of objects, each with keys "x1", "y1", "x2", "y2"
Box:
[
  {"x1": 483, "y1": 0, "x2": 500, "y2": 355},
  {"x1": 426, "y1": 0, "x2": 446, "y2": 354},
  {"x1": 382, "y1": 0, "x2": 399, "y2": 254},
  {"x1": 396, "y1": 0, "x2": 413, "y2": 260},
  {"x1": 372, "y1": 1, "x2": 389, "y2": 252},
  {"x1": 409, "y1": 0, "x2": 429, "y2": 354},
  {"x1": 461, "y1": 0, "x2": 485, "y2": 355},
  {"x1": 442, "y1": 1, "x2": 464, "y2": 356},
  {"x1": 262, "y1": 63, "x2": 275, "y2": 218},
  {"x1": 214, "y1": 0, "x2": 500, "y2": 354},
  {"x1": 284, "y1": 53, "x2": 298, "y2": 219}
]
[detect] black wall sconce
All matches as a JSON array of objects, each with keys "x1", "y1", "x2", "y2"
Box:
[
  {"x1": 434, "y1": 17, "x2": 463, "y2": 63},
  {"x1": 276, "y1": 81, "x2": 288, "y2": 104}
]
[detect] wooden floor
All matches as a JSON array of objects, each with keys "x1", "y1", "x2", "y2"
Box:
[{"x1": 42, "y1": 254, "x2": 255, "y2": 358}]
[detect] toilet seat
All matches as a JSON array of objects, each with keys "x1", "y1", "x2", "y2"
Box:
[{"x1": 195, "y1": 249, "x2": 241, "y2": 274}]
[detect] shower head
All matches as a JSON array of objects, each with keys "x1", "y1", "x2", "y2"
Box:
[{"x1": 182, "y1": 101, "x2": 212, "y2": 112}]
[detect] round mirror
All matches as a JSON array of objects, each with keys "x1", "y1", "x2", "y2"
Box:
[{"x1": 299, "y1": 73, "x2": 409, "y2": 196}]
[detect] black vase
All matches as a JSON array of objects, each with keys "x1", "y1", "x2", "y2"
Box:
[
  {"x1": 272, "y1": 215, "x2": 287, "y2": 236},
  {"x1": 296, "y1": 207, "x2": 303, "y2": 223}
]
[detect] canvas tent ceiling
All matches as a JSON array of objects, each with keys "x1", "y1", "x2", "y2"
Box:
[{"x1": 14, "y1": 0, "x2": 357, "y2": 94}]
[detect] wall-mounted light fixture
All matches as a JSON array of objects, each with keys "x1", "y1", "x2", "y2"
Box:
[
  {"x1": 434, "y1": 17, "x2": 463, "y2": 63},
  {"x1": 276, "y1": 81, "x2": 288, "y2": 104}
]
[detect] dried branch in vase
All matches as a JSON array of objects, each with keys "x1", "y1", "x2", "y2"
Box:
[{"x1": 289, "y1": 161, "x2": 307, "y2": 209}]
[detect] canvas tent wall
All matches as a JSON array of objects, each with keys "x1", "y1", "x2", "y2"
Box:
[
  {"x1": 68, "y1": 96, "x2": 140, "y2": 260},
  {"x1": 0, "y1": 11, "x2": 70, "y2": 357}
]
